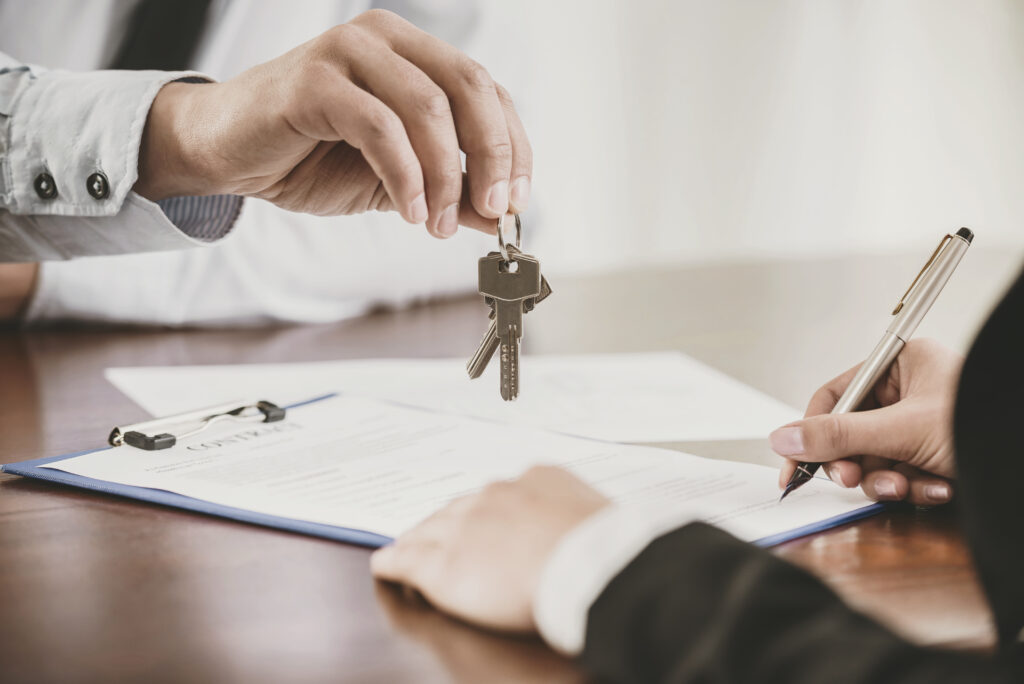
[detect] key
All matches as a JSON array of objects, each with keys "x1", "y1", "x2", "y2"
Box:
[
  {"x1": 477, "y1": 250, "x2": 541, "y2": 400},
  {"x1": 466, "y1": 273, "x2": 552, "y2": 379}
]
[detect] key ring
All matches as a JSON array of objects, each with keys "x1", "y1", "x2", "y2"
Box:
[{"x1": 496, "y1": 214, "x2": 522, "y2": 263}]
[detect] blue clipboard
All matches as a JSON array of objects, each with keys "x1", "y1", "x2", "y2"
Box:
[{"x1": 1, "y1": 393, "x2": 883, "y2": 549}]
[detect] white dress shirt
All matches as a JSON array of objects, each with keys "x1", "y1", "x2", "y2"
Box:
[{"x1": 1, "y1": 0, "x2": 500, "y2": 325}]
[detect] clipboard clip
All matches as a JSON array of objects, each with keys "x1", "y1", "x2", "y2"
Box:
[{"x1": 108, "y1": 400, "x2": 286, "y2": 451}]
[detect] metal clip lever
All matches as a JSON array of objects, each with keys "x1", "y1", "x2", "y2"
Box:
[{"x1": 109, "y1": 400, "x2": 286, "y2": 451}]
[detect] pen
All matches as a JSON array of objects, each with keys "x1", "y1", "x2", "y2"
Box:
[{"x1": 780, "y1": 227, "x2": 974, "y2": 501}]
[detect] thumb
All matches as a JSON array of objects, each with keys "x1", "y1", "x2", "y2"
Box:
[{"x1": 770, "y1": 405, "x2": 918, "y2": 465}]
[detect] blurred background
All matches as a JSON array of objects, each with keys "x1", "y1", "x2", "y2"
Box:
[
  {"x1": 7, "y1": 0, "x2": 1024, "y2": 327},
  {"x1": 475, "y1": 0, "x2": 1024, "y2": 272}
]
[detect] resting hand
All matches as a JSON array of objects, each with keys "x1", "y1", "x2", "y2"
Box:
[
  {"x1": 773, "y1": 339, "x2": 963, "y2": 505},
  {"x1": 370, "y1": 466, "x2": 609, "y2": 632},
  {"x1": 135, "y1": 9, "x2": 531, "y2": 239}
]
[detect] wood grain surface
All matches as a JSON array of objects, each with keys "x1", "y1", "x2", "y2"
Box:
[{"x1": 2, "y1": 249, "x2": 1020, "y2": 683}]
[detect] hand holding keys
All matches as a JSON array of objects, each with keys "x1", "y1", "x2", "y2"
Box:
[{"x1": 466, "y1": 215, "x2": 551, "y2": 400}]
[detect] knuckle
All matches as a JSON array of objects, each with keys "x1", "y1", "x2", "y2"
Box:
[
  {"x1": 433, "y1": 165, "x2": 463, "y2": 196},
  {"x1": 413, "y1": 87, "x2": 452, "y2": 121},
  {"x1": 321, "y1": 22, "x2": 361, "y2": 51},
  {"x1": 361, "y1": 107, "x2": 403, "y2": 142},
  {"x1": 459, "y1": 61, "x2": 495, "y2": 94},
  {"x1": 478, "y1": 136, "x2": 513, "y2": 165},
  {"x1": 820, "y1": 415, "x2": 849, "y2": 453},
  {"x1": 353, "y1": 8, "x2": 404, "y2": 31}
]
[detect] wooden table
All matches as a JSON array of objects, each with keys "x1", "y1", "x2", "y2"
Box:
[{"x1": 2, "y1": 249, "x2": 1020, "y2": 683}]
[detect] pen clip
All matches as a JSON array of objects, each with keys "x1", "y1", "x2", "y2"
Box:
[{"x1": 892, "y1": 234, "x2": 952, "y2": 315}]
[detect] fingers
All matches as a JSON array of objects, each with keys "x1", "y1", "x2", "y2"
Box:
[
  {"x1": 771, "y1": 404, "x2": 917, "y2": 465},
  {"x1": 860, "y1": 468, "x2": 909, "y2": 502},
  {"x1": 354, "y1": 10, "x2": 530, "y2": 219},
  {"x1": 495, "y1": 83, "x2": 532, "y2": 213},
  {"x1": 303, "y1": 74, "x2": 426, "y2": 224},
  {"x1": 346, "y1": 39, "x2": 462, "y2": 238},
  {"x1": 823, "y1": 458, "x2": 862, "y2": 488},
  {"x1": 862, "y1": 462, "x2": 953, "y2": 505}
]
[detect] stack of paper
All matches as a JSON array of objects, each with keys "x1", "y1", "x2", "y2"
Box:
[{"x1": 105, "y1": 353, "x2": 801, "y2": 443}]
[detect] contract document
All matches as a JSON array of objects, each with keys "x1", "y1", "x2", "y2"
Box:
[
  {"x1": 18, "y1": 394, "x2": 878, "y2": 546},
  {"x1": 105, "y1": 353, "x2": 800, "y2": 443}
]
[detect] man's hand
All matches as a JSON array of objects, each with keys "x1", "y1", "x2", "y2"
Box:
[
  {"x1": 371, "y1": 466, "x2": 609, "y2": 632},
  {"x1": 0, "y1": 263, "x2": 39, "y2": 321},
  {"x1": 135, "y1": 9, "x2": 532, "y2": 239},
  {"x1": 773, "y1": 339, "x2": 963, "y2": 505}
]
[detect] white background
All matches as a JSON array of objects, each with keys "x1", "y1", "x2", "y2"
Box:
[{"x1": 473, "y1": 0, "x2": 1024, "y2": 273}]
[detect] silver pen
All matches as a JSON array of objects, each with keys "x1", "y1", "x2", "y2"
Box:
[{"x1": 781, "y1": 228, "x2": 974, "y2": 500}]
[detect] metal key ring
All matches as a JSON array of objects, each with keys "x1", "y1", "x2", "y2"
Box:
[{"x1": 496, "y1": 214, "x2": 523, "y2": 263}]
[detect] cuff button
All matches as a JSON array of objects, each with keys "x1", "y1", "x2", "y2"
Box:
[
  {"x1": 87, "y1": 172, "x2": 110, "y2": 200},
  {"x1": 34, "y1": 172, "x2": 58, "y2": 200}
]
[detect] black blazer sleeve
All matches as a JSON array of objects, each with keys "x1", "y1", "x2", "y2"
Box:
[
  {"x1": 579, "y1": 267, "x2": 1024, "y2": 684},
  {"x1": 580, "y1": 523, "x2": 1016, "y2": 684},
  {"x1": 954, "y1": 267, "x2": 1024, "y2": 657}
]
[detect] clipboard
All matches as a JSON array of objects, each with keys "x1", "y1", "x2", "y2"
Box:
[
  {"x1": 1, "y1": 392, "x2": 883, "y2": 550},
  {"x1": 1, "y1": 393, "x2": 391, "y2": 548}
]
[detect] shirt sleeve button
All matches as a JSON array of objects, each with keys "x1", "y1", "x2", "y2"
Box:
[
  {"x1": 33, "y1": 172, "x2": 58, "y2": 200},
  {"x1": 86, "y1": 172, "x2": 110, "y2": 200}
]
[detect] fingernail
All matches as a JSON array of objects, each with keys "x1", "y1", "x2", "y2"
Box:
[
  {"x1": 487, "y1": 180, "x2": 509, "y2": 216},
  {"x1": 823, "y1": 464, "x2": 841, "y2": 486},
  {"x1": 437, "y1": 203, "x2": 459, "y2": 238},
  {"x1": 769, "y1": 426, "x2": 804, "y2": 456},
  {"x1": 925, "y1": 483, "x2": 951, "y2": 502},
  {"x1": 875, "y1": 480, "x2": 898, "y2": 499},
  {"x1": 510, "y1": 176, "x2": 531, "y2": 211},
  {"x1": 409, "y1": 193, "x2": 428, "y2": 224}
]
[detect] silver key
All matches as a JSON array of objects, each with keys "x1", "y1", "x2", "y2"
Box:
[
  {"x1": 477, "y1": 250, "x2": 541, "y2": 400},
  {"x1": 466, "y1": 273, "x2": 552, "y2": 379}
]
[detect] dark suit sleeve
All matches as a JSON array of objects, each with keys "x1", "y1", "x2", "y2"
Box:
[
  {"x1": 580, "y1": 522, "x2": 1018, "y2": 683},
  {"x1": 954, "y1": 268, "x2": 1024, "y2": 656}
]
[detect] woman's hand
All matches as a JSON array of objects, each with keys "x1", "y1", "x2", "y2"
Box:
[
  {"x1": 371, "y1": 466, "x2": 609, "y2": 632},
  {"x1": 773, "y1": 339, "x2": 963, "y2": 505},
  {"x1": 136, "y1": 9, "x2": 531, "y2": 239}
]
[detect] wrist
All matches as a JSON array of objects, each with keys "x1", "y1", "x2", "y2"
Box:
[{"x1": 134, "y1": 82, "x2": 220, "y2": 201}]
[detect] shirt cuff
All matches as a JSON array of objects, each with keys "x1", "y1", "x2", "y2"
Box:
[
  {"x1": 0, "y1": 192, "x2": 238, "y2": 262},
  {"x1": 157, "y1": 194, "x2": 243, "y2": 242},
  {"x1": 533, "y1": 504, "x2": 702, "y2": 656},
  {"x1": 2, "y1": 67, "x2": 209, "y2": 217}
]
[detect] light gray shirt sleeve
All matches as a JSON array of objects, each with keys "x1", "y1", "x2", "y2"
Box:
[{"x1": 0, "y1": 52, "x2": 240, "y2": 262}]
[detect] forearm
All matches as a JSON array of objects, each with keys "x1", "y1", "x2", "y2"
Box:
[{"x1": 581, "y1": 523, "x2": 1015, "y2": 684}]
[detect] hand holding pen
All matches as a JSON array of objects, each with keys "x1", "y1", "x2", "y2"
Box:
[{"x1": 774, "y1": 229, "x2": 974, "y2": 504}]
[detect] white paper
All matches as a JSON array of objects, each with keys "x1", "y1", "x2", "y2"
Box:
[
  {"x1": 105, "y1": 353, "x2": 800, "y2": 443},
  {"x1": 44, "y1": 395, "x2": 868, "y2": 542}
]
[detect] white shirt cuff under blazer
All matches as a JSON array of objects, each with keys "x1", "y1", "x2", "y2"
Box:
[
  {"x1": 532, "y1": 504, "x2": 701, "y2": 656},
  {"x1": 0, "y1": 52, "x2": 238, "y2": 261}
]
